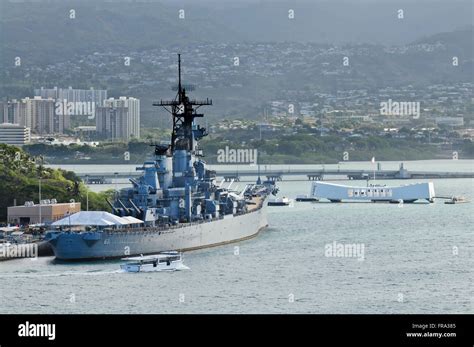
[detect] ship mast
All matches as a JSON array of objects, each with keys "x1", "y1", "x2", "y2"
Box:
[{"x1": 153, "y1": 54, "x2": 212, "y2": 153}]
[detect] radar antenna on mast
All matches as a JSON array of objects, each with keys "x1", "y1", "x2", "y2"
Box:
[{"x1": 153, "y1": 54, "x2": 212, "y2": 152}]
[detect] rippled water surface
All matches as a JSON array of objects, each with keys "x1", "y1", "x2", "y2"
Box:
[{"x1": 1, "y1": 161, "x2": 472, "y2": 313}]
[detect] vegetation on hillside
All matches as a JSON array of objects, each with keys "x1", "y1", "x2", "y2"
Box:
[
  {"x1": 0, "y1": 144, "x2": 112, "y2": 223},
  {"x1": 21, "y1": 122, "x2": 474, "y2": 165}
]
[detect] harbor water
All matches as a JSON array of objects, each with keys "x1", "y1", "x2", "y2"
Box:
[{"x1": 0, "y1": 160, "x2": 472, "y2": 313}]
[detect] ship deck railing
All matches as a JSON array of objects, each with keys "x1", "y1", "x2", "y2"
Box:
[{"x1": 64, "y1": 195, "x2": 266, "y2": 235}]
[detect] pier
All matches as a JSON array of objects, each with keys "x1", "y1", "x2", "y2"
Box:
[{"x1": 76, "y1": 163, "x2": 473, "y2": 183}]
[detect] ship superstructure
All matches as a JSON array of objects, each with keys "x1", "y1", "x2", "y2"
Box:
[
  {"x1": 46, "y1": 55, "x2": 278, "y2": 260},
  {"x1": 108, "y1": 54, "x2": 274, "y2": 225}
]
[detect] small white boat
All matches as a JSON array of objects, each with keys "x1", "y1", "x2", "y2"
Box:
[
  {"x1": 268, "y1": 197, "x2": 293, "y2": 206},
  {"x1": 120, "y1": 251, "x2": 189, "y2": 273}
]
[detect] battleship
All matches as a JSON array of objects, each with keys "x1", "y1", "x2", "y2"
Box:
[{"x1": 45, "y1": 55, "x2": 278, "y2": 260}]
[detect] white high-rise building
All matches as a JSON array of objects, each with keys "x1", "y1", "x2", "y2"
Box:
[
  {"x1": 35, "y1": 87, "x2": 107, "y2": 121},
  {"x1": 0, "y1": 101, "x2": 15, "y2": 123},
  {"x1": 4, "y1": 97, "x2": 68, "y2": 135},
  {"x1": 0, "y1": 99, "x2": 26, "y2": 127},
  {"x1": 95, "y1": 106, "x2": 129, "y2": 141},
  {"x1": 34, "y1": 86, "x2": 108, "y2": 107},
  {"x1": 24, "y1": 97, "x2": 62, "y2": 134},
  {"x1": 96, "y1": 97, "x2": 140, "y2": 140}
]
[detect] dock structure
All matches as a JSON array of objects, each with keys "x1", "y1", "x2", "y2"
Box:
[{"x1": 76, "y1": 163, "x2": 474, "y2": 183}]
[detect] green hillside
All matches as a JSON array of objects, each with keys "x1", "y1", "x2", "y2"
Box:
[{"x1": 0, "y1": 144, "x2": 112, "y2": 223}]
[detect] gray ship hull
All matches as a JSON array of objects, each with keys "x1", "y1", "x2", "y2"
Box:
[{"x1": 48, "y1": 202, "x2": 268, "y2": 260}]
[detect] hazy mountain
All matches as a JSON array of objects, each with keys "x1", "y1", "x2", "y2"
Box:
[
  {"x1": 0, "y1": 1, "x2": 243, "y2": 66},
  {"x1": 0, "y1": 0, "x2": 472, "y2": 66},
  {"x1": 412, "y1": 27, "x2": 473, "y2": 57}
]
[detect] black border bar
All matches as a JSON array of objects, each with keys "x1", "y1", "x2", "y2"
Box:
[{"x1": 0, "y1": 314, "x2": 472, "y2": 346}]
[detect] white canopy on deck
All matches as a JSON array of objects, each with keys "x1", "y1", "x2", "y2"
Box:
[{"x1": 52, "y1": 211, "x2": 144, "y2": 227}]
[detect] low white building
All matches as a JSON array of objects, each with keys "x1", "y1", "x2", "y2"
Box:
[{"x1": 0, "y1": 123, "x2": 31, "y2": 145}]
